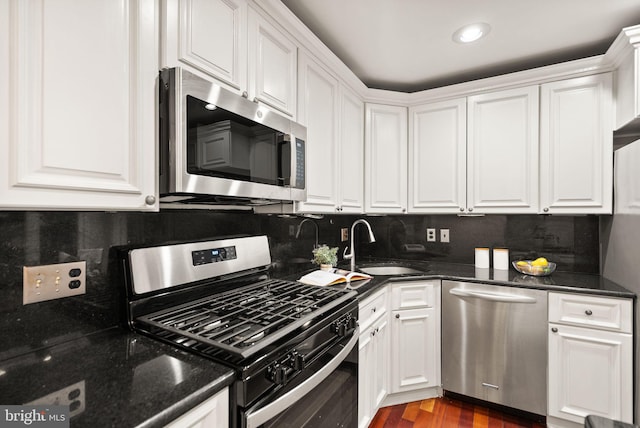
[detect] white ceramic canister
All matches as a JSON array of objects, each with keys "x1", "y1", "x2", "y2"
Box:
[
  {"x1": 475, "y1": 247, "x2": 490, "y2": 268},
  {"x1": 493, "y1": 248, "x2": 510, "y2": 270}
]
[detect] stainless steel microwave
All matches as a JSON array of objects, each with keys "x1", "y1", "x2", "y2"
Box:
[{"x1": 159, "y1": 67, "x2": 306, "y2": 204}]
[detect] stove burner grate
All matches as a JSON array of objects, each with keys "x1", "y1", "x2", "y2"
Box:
[{"x1": 135, "y1": 278, "x2": 353, "y2": 358}]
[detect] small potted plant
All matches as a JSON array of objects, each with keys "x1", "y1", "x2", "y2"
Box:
[{"x1": 312, "y1": 245, "x2": 338, "y2": 271}]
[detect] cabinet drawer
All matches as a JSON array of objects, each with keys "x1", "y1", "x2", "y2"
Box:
[
  {"x1": 549, "y1": 292, "x2": 632, "y2": 333},
  {"x1": 359, "y1": 288, "x2": 387, "y2": 331},
  {"x1": 391, "y1": 280, "x2": 438, "y2": 310}
]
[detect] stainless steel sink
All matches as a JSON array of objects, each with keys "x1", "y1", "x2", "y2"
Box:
[{"x1": 358, "y1": 266, "x2": 425, "y2": 275}]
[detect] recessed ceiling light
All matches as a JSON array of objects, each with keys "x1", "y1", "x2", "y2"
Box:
[{"x1": 452, "y1": 23, "x2": 491, "y2": 44}]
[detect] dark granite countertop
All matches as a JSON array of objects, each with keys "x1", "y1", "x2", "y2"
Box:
[
  {"x1": 284, "y1": 259, "x2": 636, "y2": 301},
  {"x1": 0, "y1": 327, "x2": 235, "y2": 428}
]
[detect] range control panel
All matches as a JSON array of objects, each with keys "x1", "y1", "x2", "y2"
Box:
[{"x1": 192, "y1": 246, "x2": 237, "y2": 266}]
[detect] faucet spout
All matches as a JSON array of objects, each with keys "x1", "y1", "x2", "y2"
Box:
[
  {"x1": 343, "y1": 219, "x2": 376, "y2": 272},
  {"x1": 295, "y1": 218, "x2": 319, "y2": 249}
]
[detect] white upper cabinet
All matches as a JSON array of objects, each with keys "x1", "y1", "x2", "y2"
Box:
[
  {"x1": 296, "y1": 53, "x2": 364, "y2": 214},
  {"x1": 162, "y1": 0, "x2": 247, "y2": 93},
  {"x1": 0, "y1": 0, "x2": 159, "y2": 211},
  {"x1": 540, "y1": 73, "x2": 613, "y2": 214},
  {"x1": 247, "y1": 7, "x2": 297, "y2": 118},
  {"x1": 162, "y1": 0, "x2": 297, "y2": 119},
  {"x1": 365, "y1": 104, "x2": 408, "y2": 214},
  {"x1": 614, "y1": 138, "x2": 640, "y2": 214},
  {"x1": 409, "y1": 99, "x2": 466, "y2": 213},
  {"x1": 296, "y1": 53, "x2": 339, "y2": 212},
  {"x1": 467, "y1": 86, "x2": 539, "y2": 214},
  {"x1": 337, "y1": 85, "x2": 365, "y2": 213}
]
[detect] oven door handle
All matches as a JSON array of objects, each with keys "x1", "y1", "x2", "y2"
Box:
[{"x1": 245, "y1": 327, "x2": 359, "y2": 428}]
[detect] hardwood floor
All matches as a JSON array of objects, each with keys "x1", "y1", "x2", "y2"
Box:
[{"x1": 369, "y1": 397, "x2": 546, "y2": 428}]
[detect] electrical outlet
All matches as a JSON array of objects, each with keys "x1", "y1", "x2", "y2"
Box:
[
  {"x1": 440, "y1": 229, "x2": 450, "y2": 243},
  {"x1": 341, "y1": 228, "x2": 349, "y2": 242},
  {"x1": 23, "y1": 261, "x2": 86, "y2": 305},
  {"x1": 426, "y1": 228, "x2": 436, "y2": 242},
  {"x1": 27, "y1": 380, "x2": 86, "y2": 418}
]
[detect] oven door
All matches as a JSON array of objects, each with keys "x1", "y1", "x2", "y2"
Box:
[{"x1": 244, "y1": 329, "x2": 358, "y2": 428}]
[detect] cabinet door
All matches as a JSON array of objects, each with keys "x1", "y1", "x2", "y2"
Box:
[
  {"x1": 391, "y1": 307, "x2": 438, "y2": 393},
  {"x1": 338, "y1": 85, "x2": 364, "y2": 213},
  {"x1": 371, "y1": 318, "x2": 389, "y2": 410},
  {"x1": 162, "y1": 0, "x2": 247, "y2": 93},
  {"x1": 409, "y1": 99, "x2": 466, "y2": 213},
  {"x1": 365, "y1": 104, "x2": 408, "y2": 213},
  {"x1": 0, "y1": 0, "x2": 158, "y2": 211},
  {"x1": 247, "y1": 8, "x2": 297, "y2": 118},
  {"x1": 548, "y1": 324, "x2": 633, "y2": 424},
  {"x1": 467, "y1": 86, "x2": 539, "y2": 213},
  {"x1": 540, "y1": 74, "x2": 613, "y2": 214},
  {"x1": 165, "y1": 388, "x2": 229, "y2": 428},
  {"x1": 295, "y1": 54, "x2": 339, "y2": 213},
  {"x1": 614, "y1": 138, "x2": 640, "y2": 214},
  {"x1": 358, "y1": 327, "x2": 374, "y2": 428}
]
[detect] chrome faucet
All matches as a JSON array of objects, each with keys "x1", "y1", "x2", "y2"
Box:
[
  {"x1": 295, "y1": 218, "x2": 319, "y2": 249},
  {"x1": 343, "y1": 219, "x2": 376, "y2": 272}
]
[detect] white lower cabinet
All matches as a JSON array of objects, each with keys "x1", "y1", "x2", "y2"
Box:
[
  {"x1": 358, "y1": 288, "x2": 388, "y2": 428},
  {"x1": 547, "y1": 292, "x2": 633, "y2": 426},
  {"x1": 358, "y1": 281, "x2": 442, "y2": 427},
  {"x1": 165, "y1": 387, "x2": 229, "y2": 428},
  {"x1": 388, "y1": 281, "x2": 441, "y2": 401}
]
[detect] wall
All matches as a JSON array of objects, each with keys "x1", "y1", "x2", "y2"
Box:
[
  {"x1": 600, "y1": 139, "x2": 640, "y2": 421},
  {"x1": 0, "y1": 210, "x2": 598, "y2": 362}
]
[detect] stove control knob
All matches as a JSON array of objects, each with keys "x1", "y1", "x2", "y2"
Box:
[
  {"x1": 289, "y1": 350, "x2": 306, "y2": 371},
  {"x1": 267, "y1": 363, "x2": 287, "y2": 386},
  {"x1": 348, "y1": 317, "x2": 358, "y2": 330},
  {"x1": 331, "y1": 320, "x2": 348, "y2": 337}
]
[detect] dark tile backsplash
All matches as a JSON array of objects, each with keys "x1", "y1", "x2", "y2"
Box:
[{"x1": 0, "y1": 210, "x2": 599, "y2": 360}]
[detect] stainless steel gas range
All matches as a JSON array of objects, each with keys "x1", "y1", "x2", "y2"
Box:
[{"x1": 118, "y1": 235, "x2": 359, "y2": 428}]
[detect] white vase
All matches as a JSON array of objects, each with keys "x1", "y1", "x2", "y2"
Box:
[{"x1": 320, "y1": 264, "x2": 333, "y2": 271}]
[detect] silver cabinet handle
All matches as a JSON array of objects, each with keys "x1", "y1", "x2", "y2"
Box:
[
  {"x1": 543, "y1": 207, "x2": 549, "y2": 212},
  {"x1": 585, "y1": 309, "x2": 593, "y2": 316},
  {"x1": 245, "y1": 328, "x2": 359, "y2": 428},
  {"x1": 145, "y1": 195, "x2": 156, "y2": 205},
  {"x1": 468, "y1": 207, "x2": 473, "y2": 212},
  {"x1": 551, "y1": 327, "x2": 558, "y2": 333},
  {"x1": 460, "y1": 207, "x2": 464, "y2": 212},
  {"x1": 449, "y1": 288, "x2": 537, "y2": 303},
  {"x1": 242, "y1": 91, "x2": 248, "y2": 98}
]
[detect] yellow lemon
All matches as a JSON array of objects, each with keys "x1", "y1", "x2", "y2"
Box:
[
  {"x1": 531, "y1": 257, "x2": 548, "y2": 267},
  {"x1": 516, "y1": 261, "x2": 529, "y2": 267}
]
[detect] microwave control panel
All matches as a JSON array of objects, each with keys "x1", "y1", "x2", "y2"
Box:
[
  {"x1": 192, "y1": 246, "x2": 237, "y2": 266},
  {"x1": 294, "y1": 138, "x2": 305, "y2": 189}
]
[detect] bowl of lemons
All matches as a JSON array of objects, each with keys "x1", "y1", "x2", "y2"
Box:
[{"x1": 512, "y1": 257, "x2": 556, "y2": 276}]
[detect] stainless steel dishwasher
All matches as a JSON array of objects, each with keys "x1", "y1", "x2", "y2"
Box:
[{"x1": 442, "y1": 280, "x2": 547, "y2": 416}]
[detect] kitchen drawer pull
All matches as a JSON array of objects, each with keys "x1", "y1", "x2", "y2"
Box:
[
  {"x1": 551, "y1": 327, "x2": 558, "y2": 333},
  {"x1": 395, "y1": 314, "x2": 400, "y2": 319},
  {"x1": 449, "y1": 288, "x2": 537, "y2": 303},
  {"x1": 585, "y1": 309, "x2": 593, "y2": 316}
]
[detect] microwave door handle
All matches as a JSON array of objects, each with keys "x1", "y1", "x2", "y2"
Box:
[
  {"x1": 277, "y1": 134, "x2": 293, "y2": 186},
  {"x1": 244, "y1": 327, "x2": 359, "y2": 428}
]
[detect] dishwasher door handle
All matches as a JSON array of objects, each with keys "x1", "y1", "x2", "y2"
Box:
[{"x1": 449, "y1": 287, "x2": 537, "y2": 303}]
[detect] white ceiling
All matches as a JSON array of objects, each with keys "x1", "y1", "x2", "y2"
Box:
[{"x1": 281, "y1": 0, "x2": 640, "y2": 93}]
